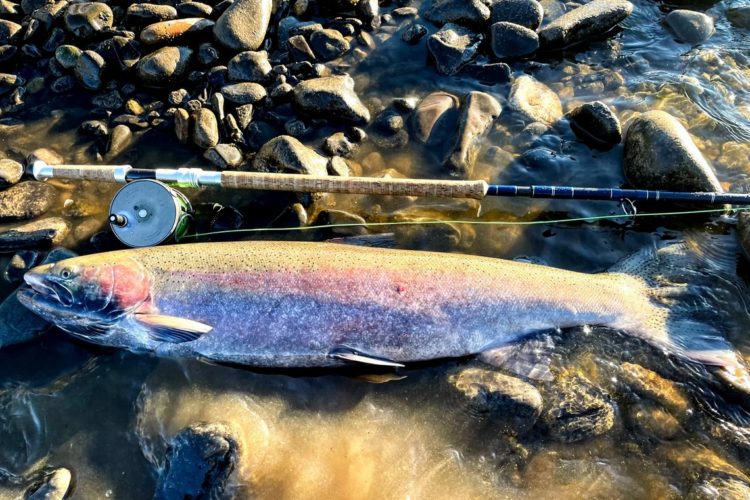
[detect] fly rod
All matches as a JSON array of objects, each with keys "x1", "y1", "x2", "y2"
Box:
[{"x1": 29, "y1": 160, "x2": 750, "y2": 205}]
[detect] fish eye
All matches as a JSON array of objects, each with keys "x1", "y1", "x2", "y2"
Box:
[{"x1": 60, "y1": 269, "x2": 72, "y2": 279}]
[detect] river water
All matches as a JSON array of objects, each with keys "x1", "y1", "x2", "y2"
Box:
[{"x1": 2, "y1": 0, "x2": 750, "y2": 498}]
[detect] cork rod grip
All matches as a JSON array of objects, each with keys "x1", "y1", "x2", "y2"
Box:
[
  {"x1": 220, "y1": 172, "x2": 489, "y2": 199},
  {"x1": 34, "y1": 163, "x2": 131, "y2": 182}
]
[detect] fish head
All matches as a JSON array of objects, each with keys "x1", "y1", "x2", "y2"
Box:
[{"x1": 18, "y1": 254, "x2": 152, "y2": 340}]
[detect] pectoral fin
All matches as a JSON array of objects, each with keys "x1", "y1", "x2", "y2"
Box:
[
  {"x1": 328, "y1": 346, "x2": 404, "y2": 368},
  {"x1": 135, "y1": 313, "x2": 213, "y2": 344}
]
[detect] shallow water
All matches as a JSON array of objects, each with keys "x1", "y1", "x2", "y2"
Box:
[{"x1": 2, "y1": 0, "x2": 750, "y2": 498}]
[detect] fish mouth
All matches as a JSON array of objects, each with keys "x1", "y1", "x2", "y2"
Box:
[{"x1": 24, "y1": 272, "x2": 75, "y2": 307}]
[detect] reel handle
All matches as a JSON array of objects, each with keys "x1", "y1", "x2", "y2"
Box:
[{"x1": 220, "y1": 172, "x2": 490, "y2": 200}]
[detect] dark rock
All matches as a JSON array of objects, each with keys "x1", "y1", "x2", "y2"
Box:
[
  {"x1": 427, "y1": 23, "x2": 483, "y2": 75},
  {"x1": 412, "y1": 91, "x2": 459, "y2": 145},
  {"x1": 4, "y1": 250, "x2": 41, "y2": 283},
  {"x1": 235, "y1": 103, "x2": 253, "y2": 130},
  {"x1": 323, "y1": 131, "x2": 358, "y2": 158},
  {"x1": 0, "y1": 19, "x2": 22, "y2": 44},
  {"x1": 424, "y1": 0, "x2": 490, "y2": 27},
  {"x1": 54, "y1": 44, "x2": 80, "y2": 69},
  {"x1": 665, "y1": 10, "x2": 714, "y2": 44},
  {"x1": 204, "y1": 143, "x2": 242, "y2": 169},
  {"x1": 566, "y1": 101, "x2": 621, "y2": 149},
  {"x1": 728, "y1": 7, "x2": 750, "y2": 30},
  {"x1": 508, "y1": 75, "x2": 562, "y2": 125},
  {"x1": 309, "y1": 28, "x2": 350, "y2": 61},
  {"x1": 197, "y1": 43, "x2": 219, "y2": 66},
  {"x1": 464, "y1": 61, "x2": 512, "y2": 83},
  {"x1": 0, "y1": 73, "x2": 20, "y2": 96},
  {"x1": 315, "y1": 209, "x2": 368, "y2": 235},
  {"x1": 140, "y1": 18, "x2": 214, "y2": 45},
  {"x1": 21, "y1": 44, "x2": 43, "y2": 60},
  {"x1": 125, "y1": 3, "x2": 178, "y2": 26},
  {"x1": 192, "y1": 107, "x2": 219, "y2": 148},
  {"x1": 445, "y1": 91, "x2": 501, "y2": 177},
  {"x1": 393, "y1": 7, "x2": 419, "y2": 18},
  {"x1": 538, "y1": 0, "x2": 633, "y2": 49},
  {"x1": 490, "y1": 0, "x2": 544, "y2": 30},
  {"x1": 213, "y1": 0, "x2": 272, "y2": 50},
  {"x1": 0, "y1": 217, "x2": 69, "y2": 251},
  {"x1": 448, "y1": 366, "x2": 543, "y2": 432},
  {"x1": 0, "y1": 181, "x2": 56, "y2": 221},
  {"x1": 623, "y1": 110, "x2": 722, "y2": 192},
  {"x1": 26, "y1": 468, "x2": 72, "y2": 500},
  {"x1": 221, "y1": 82, "x2": 267, "y2": 105},
  {"x1": 0, "y1": 158, "x2": 23, "y2": 187},
  {"x1": 135, "y1": 46, "x2": 193, "y2": 86},
  {"x1": 73, "y1": 49, "x2": 105, "y2": 90},
  {"x1": 0, "y1": 45, "x2": 18, "y2": 64},
  {"x1": 51, "y1": 75, "x2": 75, "y2": 93},
  {"x1": 541, "y1": 373, "x2": 615, "y2": 443},
  {"x1": 293, "y1": 75, "x2": 370, "y2": 123},
  {"x1": 490, "y1": 21, "x2": 539, "y2": 59},
  {"x1": 33, "y1": 1, "x2": 70, "y2": 30},
  {"x1": 253, "y1": 135, "x2": 329, "y2": 175},
  {"x1": 154, "y1": 424, "x2": 238, "y2": 500},
  {"x1": 92, "y1": 89, "x2": 123, "y2": 110},
  {"x1": 0, "y1": 0, "x2": 20, "y2": 15},
  {"x1": 288, "y1": 34, "x2": 316, "y2": 61},
  {"x1": 106, "y1": 124, "x2": 132, "y2": 158},
  {"x1": 64, "y1": 2, "x2": 113, "y2": 39},
  {"x1": 96, "y1": 36, "x2": 141, "y2": 71},
  {"x1": 401, "y1": 22, "x2": 427, "y2": 43},
  {"x1": 176, "y1": 1, "x2": 212, "y2": 18},
  {"x1": 227, "y1": 50, "x2": 271, "y2": 82},
  {"x1": 284, "y1": 118, "x2": 310, "y2": 137},
  {"x1": 81, "y1": 119, "x2": 108, "y2": 137}
]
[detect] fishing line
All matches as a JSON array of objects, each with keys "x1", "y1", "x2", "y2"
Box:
[{"x1": 179, "y1": 206, "x2": 750, "y2": 241}]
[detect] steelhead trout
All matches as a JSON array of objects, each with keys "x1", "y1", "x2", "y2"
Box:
[{"x1": 16, "y1": 239, "x2": 750, "y2": 389}]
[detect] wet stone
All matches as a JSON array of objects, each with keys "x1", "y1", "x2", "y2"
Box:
[
  {"x1": 213, "y1": 0, "x2": 272, "y2": 51},
  {"x1": 64, "y1": 2, "x2": 113, "y2": 39},
  {"x1": 0, "y1": 158, "x2": 23, "y2": 187},
  {"x1": 427, "y1": 23, "x2": 483, "y2": 76},
  {"x1": 0, "y1": 217, "x2": 70, "y2": 251},
  {"x1": 0, "y1": 45, "x2": 17, "y2": 64},
  {"x1": 328, "y1": 156, "x2": 351, "y2": 176},
  {"x1": 309, "y1": 28, "x2": 350, "y2": 61},
  {"x1": 42, "y1": 28, "x2": 66, "y2": 54},
  {"x1": 508, "y1": 75, "x2": 562, "y2": 125},
  {"x1": 5, "y1": 250, "x2": 41, "y2": 283},
  {"x1": 192, "y1": 107, "x2": 219, "y2": 148},
  {"x1": 687, "y1": 476, "x2": 750, "y2": 500},
  {"x1": 624, "y1": 110, "x2": 722, "y2": 192},
  {"x1": 424, "y1": 0, "x2": 491, "y2": 27},
  {"x1": 445, "y1": 91, "x2": 502, "y2": 177},
  {"x1": 293, "y1": 75, "x2": 370, "y2": 123},
  {"x1": 490, "y1": 21, "x2": 539, "y2": 59},
  {"x1": 538, "y1": 0, "x2": 633, "y2": 49},
  {"x1": 197, "y1": 43, "x2": 219, "y2": 66},
  {"x1": 0, "y1": 181, "x2": 56, "y2": 221},
  {"x1": 177, "y1": 1, "x2": 212, "y2": 18},
  {"x1": 106, "y1": 124, "x2": 132, "y2": 158},
  {"x1": 97, "y1": 36, "x2": 141, "y2": 71},
  {"x1": 665, "y1": 10, "x2": 715, "y2": 45},
  {"x1": 227, "y1": 50, "x2": 272, "y2": 82},
  {"x1": 221, "y1": 82, "x2": 267, "y2": 105},
  {"x1": 323, "y1": 131, "x2": 358, "y2": 158},
  {"x1": 71, "y1": 49, "x2": 104, "y2": 91},
  {"x1": 135, "y1": 46, "x2": 193, "y2": 86},
  {"x1": 448, "y1": 366, "x2": 543, "y2": 433},
  {"x1": 235, "y1": 103, "x2": 253, "y2": 130},
  {"x1": 541, "y1": 373, "x2": 616, "y2": 443},
  {"x1": 412, "y1": 90, "x2": 460, "y2": 145},
  {"x1": 401, "y1": 22, "x2": 427, "y2": 44},
  {"x1": 464, "y1": 62, "x2": 512, "y2": 83},
  {"x1": 173, "y1": 107, "x2": 190, "y2": 143},
  {"x1": 490, "y1": 0, "x2": 544, "y2": 30},
  {"x1": 0, "y1": 0, "x2": 20, "y2": 15},
  {"x1": 619, "y1": 362, "x2": 691, "y2": 416},
  {"x1": 125, "y1": 3, "x2": 178, "y2": 25},
  {"x1": 0, "y1": 19, "x2": 22, "y2": 44},
  {"x1": 204, "y1": 143, "x2": 242, "y2": 169},
  {"x1": 728, "y1": 7, "x2": 750, "y2": 30},
  {"x1": 51, "y1": 75, "x2": 75, "y2": 93},
  {"x1": 26, "y1": 467, "x2": 72, "y2": 500},
  {"x1": 288, "y1": 34, "x2": 316, "y2": 62},
  {"x1": 566, "y1": 100, "x2": 621, "y2": 149},
  {"x1": 0, "y1": 73, "x2": 20, "y2": 96},
  {"x1": 628, "y1": 404, "x2": 681, "y2": 440},
  {"x1": 154, "y1": 424, "x2": 238, "y2": 500},
  {"x1": 315, "y1": 209, "x2": 368, "y2": 235},
  {"x1": 92, "y1": 89, "x2": 123, "y2": 110},
  {"x1": 253, "y1": 135, "x2": 329, "y2": 176},
  {"x1": 140, "y1": 18, "x2": 214, "y2": 45}
]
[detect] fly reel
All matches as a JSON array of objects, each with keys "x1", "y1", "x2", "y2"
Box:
[{"x1": 108, "y1": 180, "x2": 192, "y2": 248}]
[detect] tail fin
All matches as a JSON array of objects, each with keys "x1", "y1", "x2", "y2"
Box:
[{"x1": 610, "y1": 231, "x2": 750, "y2": 395}]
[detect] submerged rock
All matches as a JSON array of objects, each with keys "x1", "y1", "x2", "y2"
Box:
[
  {"x1": 253, "y1": 135, "x2": 329, "y2": 176},
  {"x1": 508, "y1": 75, "x2": 562, "y2": 125},
  {"x1": 0, "y1": 181, "x2": 56, "y2": 221},
  {"x1": 26, "y1": 467, "x2": 72, "y2": 500},
  {"x1": 490, "y1": 0, "x2": 544, "y2": 30},
  {"x1": 687, "y1": 476, "x2": 750, "y2": 500},
  {"x1": 412, "y1": 91, "x2": 460, "y2": 145},
  {"x1": 427, "y1": 23, "x2": 483, "y2": 75},
  {"x1": 490, "y1": 21, "x2": 539, "y2": 59},
  {"x1": 665, "y1": 10, "x2": 714, "y2": 45},
  {"x1": 538, "y1": 0, "x2": 634, "y2": 49},
  {"x1": 402, "y1": 22, "x2": 427, "y2": 44},
  {"x1": 618, "y1": 362, "x2": 691, "y2": 416},
  {"x1": 0, "y1": 217, "x2": 70, "y2": 251},
  {"x1": 541, "y1": 373, "x2": 615, "y2": 443},
  {"x1": 448, "y1": 366, "x2": 543, "y2": 432},
  {"x1": 136, "y1": 46, "x2": 193, "y2": 86},
  {"x1": 424, "y1": 0, "x2": 490, "y2": 27},
  {"x1": 566, "y1": 101, "x2": 622, "y2": 148},
  {"x1": 154, "y1": 424, "x2": 238, "y2": 500},
  {"x1": 293, "y1": 75, "x2": 370, "y2": 123},
  {"x1": 213, "y1": 0, "x2": 272, "y2": 50},
  {"x1": 445, "y1": 91, "x2": 502, "y2": 177},
  {"x1": 727, "y1": 7, "x2": 750, "y2": 30},
  {"x1": 623, "y1": 110, "x2": 722, "y2": 192}
]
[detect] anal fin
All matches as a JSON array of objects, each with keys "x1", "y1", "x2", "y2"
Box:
[
  {"x1": 328, "y1": 346, "x2": 404, "y2": 368},
  {"x1": 135, "y1": 313, "x2": 212, "y2": 344}
]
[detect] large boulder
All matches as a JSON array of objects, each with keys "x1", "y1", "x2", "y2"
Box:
[
  {"x1": 623, "y1": 110, "x2": 722, "y2": 192},
  {"x1": 292, "y1": 75, "x2": 370, "y2": 123},
  {"x1": 445, "y1": 91, "x2": 502, "y2": 177},
  {"x1": 427, "y1": 23, "x2": 483, "y2": 75},
  {"x1": 538, "y1": 0, "x2": 633, "y2": 49},
  {"x1": 213, "y1": 0, "x2": 272, "y2": 50},
  {"x1": 253, "y1": 135, "x2": 329, "y2": 176}
]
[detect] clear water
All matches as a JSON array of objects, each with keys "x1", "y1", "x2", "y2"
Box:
[{"x1": 2, "y1": 0, "x2": 750, "y2": 498}]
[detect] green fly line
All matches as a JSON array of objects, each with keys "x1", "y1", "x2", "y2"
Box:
[{"x1": 178, "y1": 206, "x2": 750, "y2": 241}]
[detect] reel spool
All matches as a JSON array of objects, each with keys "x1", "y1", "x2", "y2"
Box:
[{"x1": 108, "y1": 180, "x2": 192, "y2": 248}]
